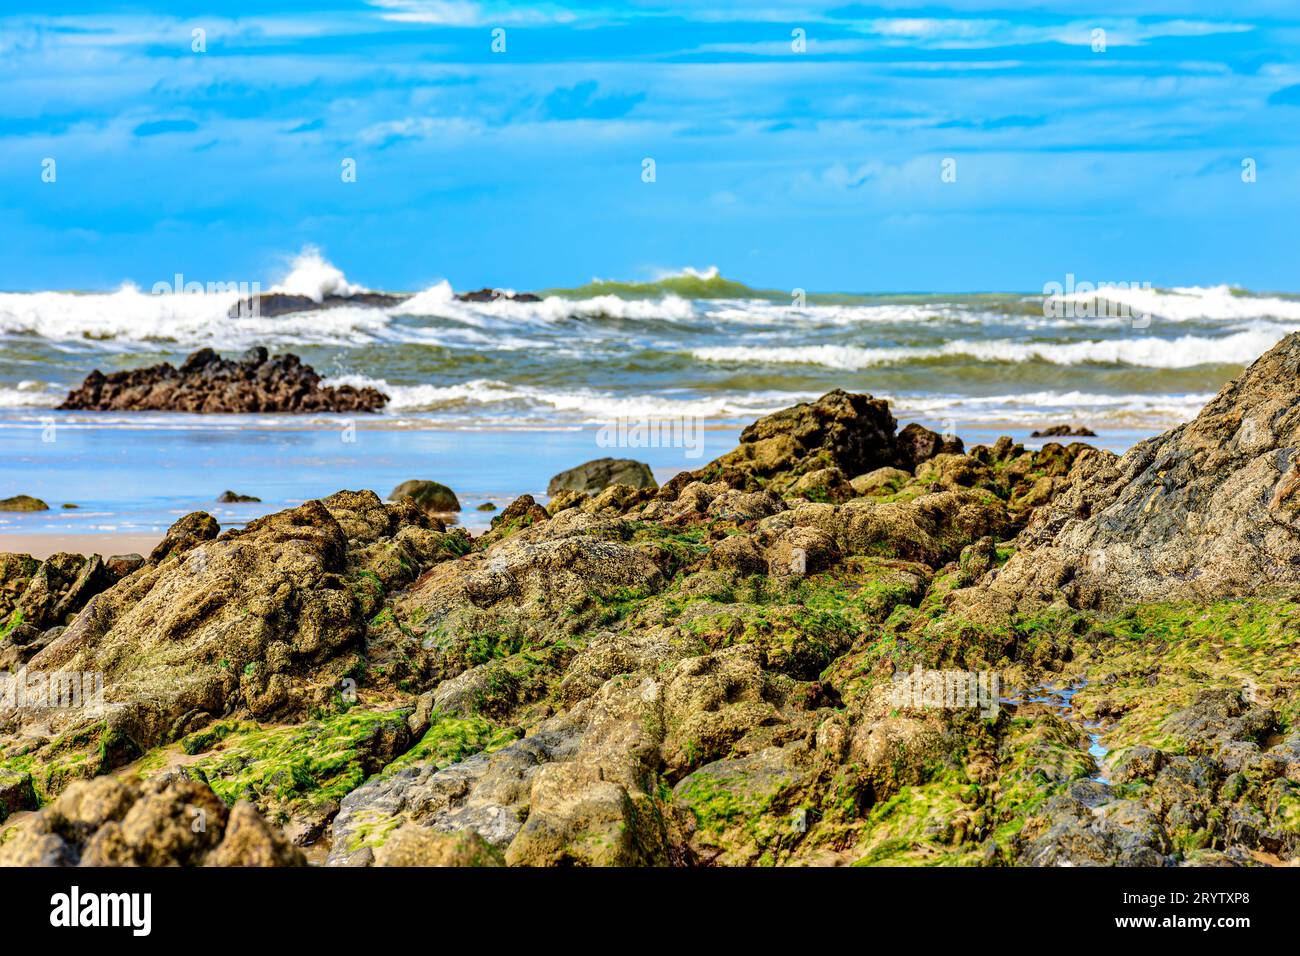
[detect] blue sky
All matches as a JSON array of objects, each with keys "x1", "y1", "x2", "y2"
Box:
[{"x1": 1, "y1": 1, "x2": 1298, "y2": 292}]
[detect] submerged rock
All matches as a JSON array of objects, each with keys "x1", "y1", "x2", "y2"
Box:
[
  {"x1": 546, "y1": 458, "x2": 657, "y2": 495},
  {"x1": 58, "y1": 347, "x2": 388, "y2": 414}
]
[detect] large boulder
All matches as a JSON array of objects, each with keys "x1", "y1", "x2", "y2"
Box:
[
  {"x1": 692, "y1": 390, "x2": 900, "y2": 490},
  {"x1": 983, "y1": 331, "x2": 1300, "y2": 609},
  {"x1": 547, "y1": 458, "x2": 656, "y2": 495},
  {"x1": 149, "y1": 511, "x2": 219, "y2": 563},
  {"x1": 58, "y1": 348, "x2": 388, "y2": 413}
]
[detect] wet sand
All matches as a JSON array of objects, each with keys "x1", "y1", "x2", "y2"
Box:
[{"x1": 0, "y1": 533, "x2": 161, "y2": 560}]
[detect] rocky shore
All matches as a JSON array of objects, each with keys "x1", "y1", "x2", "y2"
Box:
[
  {"x1": 57, "y1": 347, "x2": 389, "y2": 414},
  {"x1": 4, "y1": 333, "x2": 1300, "y2": 867}
]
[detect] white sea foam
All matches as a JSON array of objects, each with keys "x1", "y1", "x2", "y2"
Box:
[
  {"x1": 324, "y1": 374, "x2": 811, "y2": 421},
  {"x1": 891, "y1": 390, "x2": 1215, "y2": 425},
  {"x1": 0, "y1": 381, "x2": 61, "y2": 408},
  {"x1": 394, "y1": 283, "x2": 698, "y2": 324},
  {"x1": 269, "y1": 247, "x2": 368, "y2": 302},
  {"x1": 693, "y1": 326, "x2": 1293, "y2": 370},
  {"x1": 4, "y1": 274, "x2": 1298, "y2": 348},
  {"x1": 1051, "y1": 284, "x2": 1300, "y2": 322}
]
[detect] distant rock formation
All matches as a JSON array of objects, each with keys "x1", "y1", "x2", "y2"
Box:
[
  {"x1": 455, "y1": 288, "x2": 541, "y2": 303},
  {"x1": 228, "y1": 291, "x2": 409, "y2": 318},
  {"x1": 0, "y1": 495, "x2": 48, "y2": 512},
  {"x1": 1030, "y1": 424, "x2": 1097, "y2": 438},
  {"x1": 58, "y1": 347, "x2": 389, "y2": 413},
  {"x1": 224, "y1": 288, "x2": 542, "y2": 317}
]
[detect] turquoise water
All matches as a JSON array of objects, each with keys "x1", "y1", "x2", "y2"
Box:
[
  {"x1": 0, "y1": 414, "x2": 1147, "y2": 541},
  {"x1": 0, "y1": 419, "x2": 741, "y2": 537}
]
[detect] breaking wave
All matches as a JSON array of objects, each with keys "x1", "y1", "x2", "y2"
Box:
[{"x1": 693, "y1": 326, "x2": 1293, "y2": 370}]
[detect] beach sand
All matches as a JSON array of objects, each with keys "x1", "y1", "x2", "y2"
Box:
[{"x1": 0, "y1": 533, "x2": 162, "y2": 560}]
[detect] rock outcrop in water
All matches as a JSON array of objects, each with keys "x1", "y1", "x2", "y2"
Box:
[
  {"x1": 6, "y1": 348, "x2": 1300, "y2": 867},
  {"x1": 58, "y1": 347, "x2": 389, "y2": 413},
  {"x1": 455, "y1": 288, "x2": 541, "y2": 303},
  {"x1": 547, "y1": 458, "x2": 657, "y2": 495},
  {"x1": 0, "y1": 496, "x2": 48, "y2": 513},
  {"x1": 229, "y1": 291, "x2": 409, "y2": 318}
]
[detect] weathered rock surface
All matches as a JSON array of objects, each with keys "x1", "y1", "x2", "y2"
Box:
[
  {"x1": 979, "y1": 331, "x2": 1300, "y2": 610},
  {"x1": 1, "y1": 551, "x2": 138, "y2": 670},
  {"x1": 148, "y1": 511, "x2": 219, "y2": 562},
  {"x1": 0, "y1": 775, "x2": 303, "y2": 866},
  {"x1": 2, "y1": 491, "x2": 467, "y2": 795},
  {"x1": 696, "y1": 389, "x2": 900, "y2": 490},
  {"x1": 547, "y1": 458, "x2": 657, "y2": 495},
  {"x1": 58, "y1": 347, "x2": 388, "y2": 413}
]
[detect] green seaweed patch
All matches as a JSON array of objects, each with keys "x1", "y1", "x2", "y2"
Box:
[
  {"x1": 673, "y1": 760, "x2": 803, "y2": 865},
  {"x1": 989, "y1": 713, "x2": 1098, "y2": 844},
  {"x1": 1073, "y1": 597, "x2": 1300, "y2": 752},
  {"x1": 384, "y1": 713, "x2": 519, "y2": 776},
  {"x1": 851, "y1": 768, "x2": 985, "y2": 866},
  {"x1": 186, "y1": 708, "x2": 413, "y2": 813}
]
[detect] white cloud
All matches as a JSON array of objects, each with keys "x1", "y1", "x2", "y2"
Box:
[
  {"x1": 366, "y1": 1, "x2": 579, "y2": 26},
  {"x1": 851, "y1": 17, "x2": 1254, "y2": 50}
]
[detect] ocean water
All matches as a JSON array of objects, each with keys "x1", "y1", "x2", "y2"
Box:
[{"x1": 2, "y1": 253, "x2": 1297, "y2": 541}]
